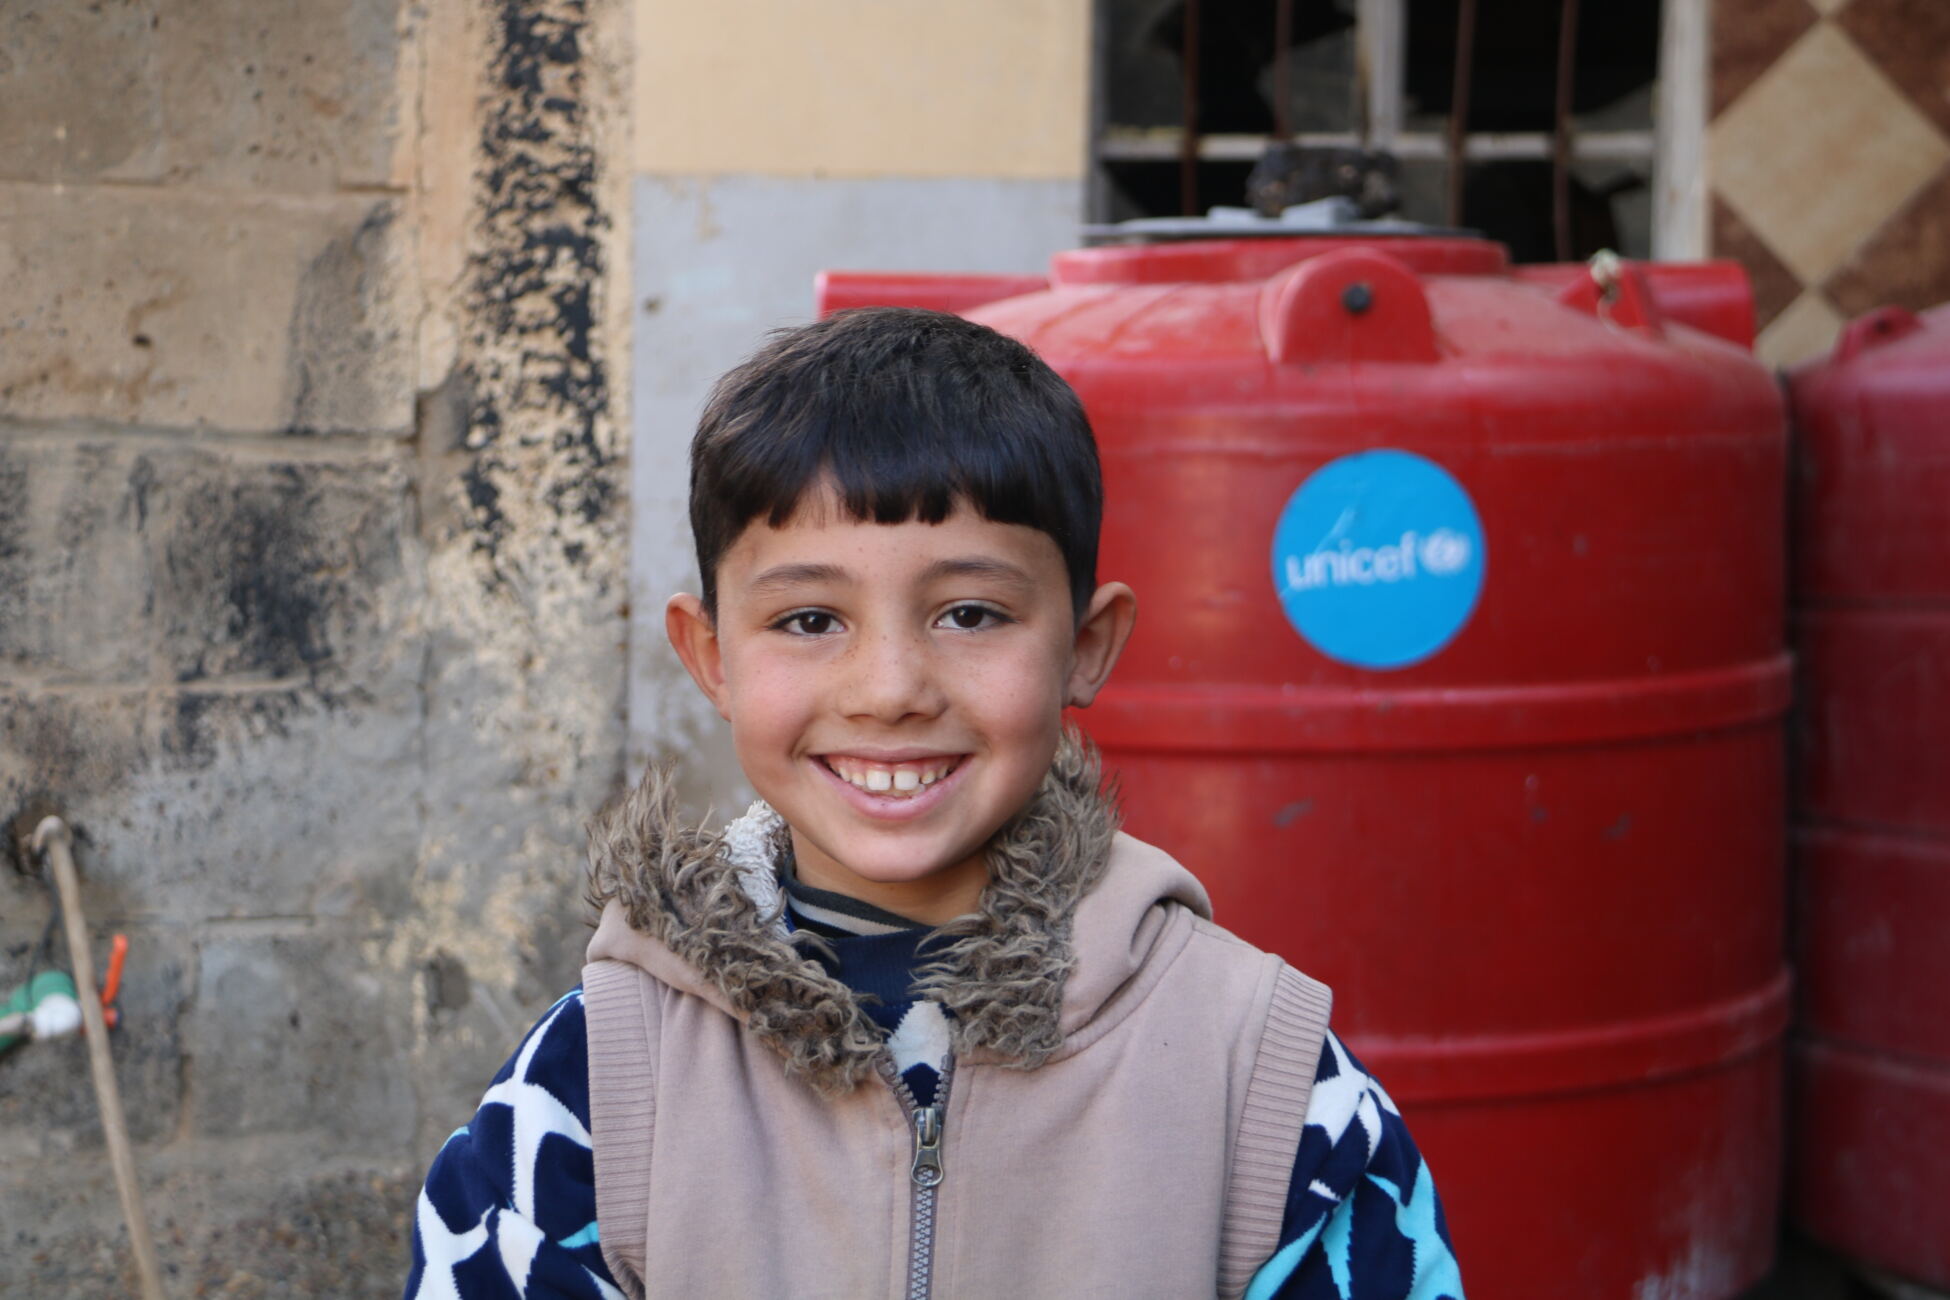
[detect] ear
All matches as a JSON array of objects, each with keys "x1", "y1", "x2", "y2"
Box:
[
  {"x1": 1065, "y1": 581, "x2": 1137, "y2": 709},
  {"x1": 666, "y1": 593, "x2": 732, "y2": 720}
]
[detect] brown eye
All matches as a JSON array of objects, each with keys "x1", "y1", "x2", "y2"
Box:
[
  {"x1": 784, "y1": 611, "x2": 835, "y2": 635},
  {"x1": 942, "y1": 605, "x2": 997, "y2": 630}
]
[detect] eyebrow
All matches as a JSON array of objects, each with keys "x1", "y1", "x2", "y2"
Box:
[
  {"x1": 742, "y1": 556, "x2": 1037, "y2": 598},
  {"x1": 746, "y1": 562, "x2": 851, "y2": 597},
  {"x1": 919, "y1": 556, "x2": 1036, "y2": 589}
]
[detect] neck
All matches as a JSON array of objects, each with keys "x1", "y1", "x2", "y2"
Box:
[{"x1": 789, "y1": 837, "x2": 990, "y2": 928}]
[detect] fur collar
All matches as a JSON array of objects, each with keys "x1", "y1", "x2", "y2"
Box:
[{"x1": 584, "y1": 732, "x2": 1121, "y2": 1093}]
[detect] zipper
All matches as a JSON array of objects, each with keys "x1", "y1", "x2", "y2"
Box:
[{"x1": 883, "y1": 1055, "x2": 954, "y2": 1300}]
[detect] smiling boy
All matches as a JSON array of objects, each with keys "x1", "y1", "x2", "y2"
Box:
[
  {"x1": 669, "y1": 481, "x2": 1127, "y2": 931},
  {"x1": 406, "y1": 308, "x2": 1463, "y2": 1299}
]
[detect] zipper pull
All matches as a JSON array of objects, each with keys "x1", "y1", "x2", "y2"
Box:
[{"x1": 910, "y1": 1104, "x2": 945, "y2": 1188}]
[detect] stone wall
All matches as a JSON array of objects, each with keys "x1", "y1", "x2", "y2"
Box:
[{"x1": 0, "y1": 1, "x2": 631, "y2": 1293}]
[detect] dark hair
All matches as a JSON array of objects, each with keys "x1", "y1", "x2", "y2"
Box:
[{"x1": 689, "y1": 307, "x2": 1102, "y2": 617}]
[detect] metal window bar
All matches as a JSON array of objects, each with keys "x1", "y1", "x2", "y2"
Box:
[
  {"x1": 1553, "y1": 0, "x2": 1582, "y2": 260},
  {"x1": 1098, "y1": 128, "x2": 1654, "y2": 164},
  {"x1": 1357, "y1": 0, "x2": 1404, "y2": 149},
  {"x1": 1446, "y1": 0, "x2": 1480, "y2": 226},
  {"x1": 1179, "y1": 0, "x2": 1201, "y2": 214},
  {"x1": 1273, "y1": 0, "x2": 1295, "y2": 141},
  {"x1": 1101, "y1": 0, "x2": 1659, "y2": 239}
]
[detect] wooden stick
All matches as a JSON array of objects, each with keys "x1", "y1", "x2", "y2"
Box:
[{"x1": 36, "y1": 816, "x2": 166, "y2": 1300}]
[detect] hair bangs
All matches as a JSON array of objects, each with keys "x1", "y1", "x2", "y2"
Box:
[{"x1": 691, "y1": 308, "x2": 1101, "y2": 617}]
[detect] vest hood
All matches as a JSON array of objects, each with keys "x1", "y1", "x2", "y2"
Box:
[{"x1": 584, "y1": 732, "x2": 1212, "y2": 1094}]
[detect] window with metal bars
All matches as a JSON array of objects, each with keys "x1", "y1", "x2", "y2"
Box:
[{"x1": 1087, "y1": 0, "x2": 1678, "y2": 264}]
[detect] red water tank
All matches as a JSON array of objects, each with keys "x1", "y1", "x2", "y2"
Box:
[
  {"x1": 1785, "y1": 306, "x2": 1950, "y2": 1289},
  {"x1": 821, "y1": 234, "x2": 1791, "y2": 1299}
]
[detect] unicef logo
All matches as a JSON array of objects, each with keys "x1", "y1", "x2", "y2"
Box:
[
  {"x1": 1270, "y1": 450, "x2": 1486, "y2": 669},
  {"x1": 1419, "y1": 528, "x2": 1472, "y2": 575}
]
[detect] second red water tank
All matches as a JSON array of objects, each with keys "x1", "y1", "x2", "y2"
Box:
[{"x1": 1786, "y1": 305, "x2": 1950, "y2": 1289}]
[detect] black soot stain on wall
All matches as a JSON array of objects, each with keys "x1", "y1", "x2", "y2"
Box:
[
  {"x1": 457, "y1": 0, "x2": 617, "y2": 581},
  {"x1": 165, "y1": 467, "x2": 335, "y2": 682},
  {"x1": 0, "y1": 450, "x2": 28, "y2": 642}
]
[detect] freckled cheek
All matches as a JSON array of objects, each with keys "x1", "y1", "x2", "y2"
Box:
[
  {"x1": 725, "y1": 657, "x2": 820, "y2": 763},
  {"x1": 951, "y1": 648, "x2": 1070, "y2": 740}
]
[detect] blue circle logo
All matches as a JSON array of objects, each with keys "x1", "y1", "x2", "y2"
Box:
[{"x1": 1269, "y1": 450, "x2": 1486, "y2": 669}]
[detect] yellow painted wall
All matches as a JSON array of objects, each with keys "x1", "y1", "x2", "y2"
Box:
[{"x1": 634, "y1": 0, "x2": 1090, "y2": 179}]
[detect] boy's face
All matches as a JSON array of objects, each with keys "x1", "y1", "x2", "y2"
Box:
[{"x1": 666, "y1": 486, "x2": 1135, "y2": 921}]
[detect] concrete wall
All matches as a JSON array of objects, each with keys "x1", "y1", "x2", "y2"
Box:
[
  {"x1": 0, "y1": 1, "x2": 632, "y2": 1292},
  {"x1": 627, "y1": 0, "x2": 1093, "y2": 798}
]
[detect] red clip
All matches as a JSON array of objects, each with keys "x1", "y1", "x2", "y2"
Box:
[{"x1": 100, "y1": 933, "x2": 127, "y2": 1030}]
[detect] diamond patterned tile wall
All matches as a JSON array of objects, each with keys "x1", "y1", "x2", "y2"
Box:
[{"x1": 1708, "y1": 0, "x2": 1950, "y2": 366}]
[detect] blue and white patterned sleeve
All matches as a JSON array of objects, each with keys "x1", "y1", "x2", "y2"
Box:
[
  {"x1": 405, "y1": 990, "x2": 623, "y2": 1300},
  {"x1": 1248, "y1": 1031, "x2": 1465, "y2": 1300}
]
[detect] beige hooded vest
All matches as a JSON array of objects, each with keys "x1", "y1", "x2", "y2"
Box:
[{"x1": 581, "y1": 739, "x2": 1332, "y2": 1299}]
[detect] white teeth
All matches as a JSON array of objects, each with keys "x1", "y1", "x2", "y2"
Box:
[{"x1": 827, "y1": 758, "x2": 957, "y2": 795}]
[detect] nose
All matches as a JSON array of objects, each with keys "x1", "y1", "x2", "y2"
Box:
[{"x1": 839, "y1": 622, "x2": 946, "y2": 724}]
